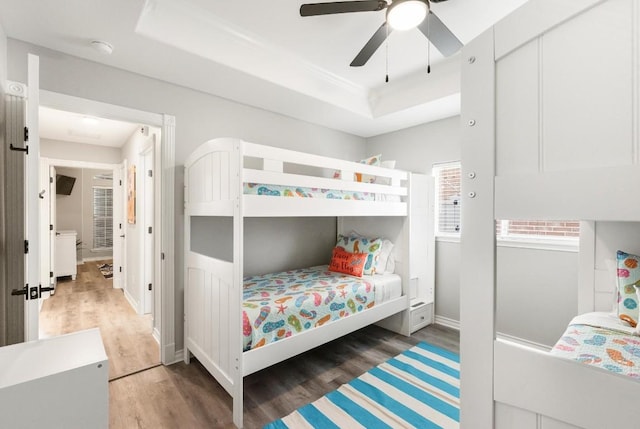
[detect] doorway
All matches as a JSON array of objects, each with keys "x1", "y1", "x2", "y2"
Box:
[
  {"x1": 38, "y1": 114, "x2": 161, "y2": 379},
  {"x1": 3, "y1": 73, "x2": 176, "y2": 364}
]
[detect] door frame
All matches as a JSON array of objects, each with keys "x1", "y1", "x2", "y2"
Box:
[
  {"x1": 39, "y1": 90, "x2": 176, "y2": 365},
  {"x1": 139, "y1": 135, "x2": 156, "y2": 318}
]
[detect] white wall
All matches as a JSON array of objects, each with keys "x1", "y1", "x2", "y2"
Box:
[
  {"x1": 366, "y1": 116, "x2": 580, "y2": 347},
  {"x1": 0, "y1": 21, "x2": 6, "y2": 92},
  {"x1": 41, "y1": 139, "x2": 122, "y2": 164}
]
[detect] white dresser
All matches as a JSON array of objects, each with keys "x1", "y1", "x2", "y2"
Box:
[
  {"x1": 0, "y1": 329, "x2": 109, "y2": 428},
  {"x1": 55, "y1": 230, "x2": 77, "y2": 279}
]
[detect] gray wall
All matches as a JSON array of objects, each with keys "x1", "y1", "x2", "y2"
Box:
[
  {"x1": 55, "y1": 167, "x2": 82, "y2": 260},
  {"x1": 366, "y1": 116, "x2": 580, "y2": 347},
  {"x1": 8, "y1": 39, "x2": 367, "y2": 353},
  {"x1": 54, "y1": 166, "x2": 113, "y2": 263}
]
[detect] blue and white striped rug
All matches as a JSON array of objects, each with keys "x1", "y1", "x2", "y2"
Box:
[{"x1": 264, "y1": 342, "x2": 460, "y2": 428}]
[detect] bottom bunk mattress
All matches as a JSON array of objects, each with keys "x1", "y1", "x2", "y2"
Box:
[
  {"x1": 551, "y1": 312, "x2": 640, "y2": 378},
  {"x1": 242, "y1": 265, "x2": 401, "y2": 351}
]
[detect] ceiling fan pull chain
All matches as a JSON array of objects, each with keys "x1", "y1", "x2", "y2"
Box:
[
  {"x1": 385, "y1": 22, "x2": 389, "y2": 83},
  {"x1": 427, "y1": 14, "x2": 431, "y2": 74}
]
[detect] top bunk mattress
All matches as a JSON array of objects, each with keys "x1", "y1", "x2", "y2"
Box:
[
  {"x1": 243, "y1": 183, "x2": 401, "y2": 202},
  {"x1": 242, "y1": 265, "x2": 401, "y2": 352},
  {"x1": 184, "y1": 138, "x2": 409, "y2": 217}
]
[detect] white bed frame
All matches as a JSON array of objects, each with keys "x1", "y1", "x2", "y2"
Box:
[
  {"x1": 461, "y1": 0, "x2": 640, "y2": 428},
  {"x1": 183, "y1": 138, "x2": 420, "y2": 428}
]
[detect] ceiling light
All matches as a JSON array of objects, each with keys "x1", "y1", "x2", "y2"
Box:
[
  {"x1": 387, "y1": 0, "x2": 429, "y2": 31},
  {"x1": 91, "y1": 40, "x2": 114, "y2": 55},
  {"x1": 82, "y1": 116, "x2": 99, "y2": 126}
]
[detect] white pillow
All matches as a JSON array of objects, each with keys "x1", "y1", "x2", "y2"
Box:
[
  {"x1": 375, "y1": 239, "x2": 394, "y2": 274},
  {"x1": 376, "y1": 160, "x2": 396, "y2": 185}
]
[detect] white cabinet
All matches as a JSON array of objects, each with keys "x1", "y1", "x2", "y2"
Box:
[
  {"x1": 0, "y1": 328, "x2": 109, "y2": 428},
  {"x1": 55, "y1": 230, "x2": 77, "y2": 279},
  {"x1": 408, "y1": 173, "x2": 435, "y2": 333}
]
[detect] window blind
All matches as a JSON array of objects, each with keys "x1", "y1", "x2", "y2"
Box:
[{"x1": 93, "y1": 187, "x2": 113, "y2": 249}]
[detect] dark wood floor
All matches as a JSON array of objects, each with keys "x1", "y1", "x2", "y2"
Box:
[
  {"x1": 39, "y1": 260, "x2": 160, "y2": 381},
  {"x1": 109, "y1": 322, "x2": 459, "y2": 429}
]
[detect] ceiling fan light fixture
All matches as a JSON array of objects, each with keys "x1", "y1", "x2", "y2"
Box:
[{"x1": 387, "y1": 0, "x2": 429, "y2": 31}]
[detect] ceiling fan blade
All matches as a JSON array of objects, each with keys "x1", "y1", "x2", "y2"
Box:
[
  {"x1": 417, "y1": 11, "x2": 463, "y2": 57},
  {"x1": 350, "y1": 22, "x2": 391, "y2": 67},
  {"x1": 300, "y1": 1, "x2": 386, "y2": 17}
]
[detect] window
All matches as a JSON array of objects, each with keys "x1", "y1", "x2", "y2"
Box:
[
  {"x1": 433, "y1": 162, "x2": 461, "y2": 236},
  {"x1": 93, "y1": 187, "x2": 113, "y2": 249},
  {"x1": 496, "y1": 220, "x2": 580, "y2": 240},
  {"x1": 433, "y1": 162, "x2": 580, "y2": 243}
]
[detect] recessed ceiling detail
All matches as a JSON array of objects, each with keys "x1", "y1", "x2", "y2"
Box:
[{"x1": 0, "y1": 0, "x2": 528, "y2": 137}]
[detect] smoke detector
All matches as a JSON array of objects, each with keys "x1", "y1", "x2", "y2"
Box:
[{"x1": 91, "y1": 40, "x2": 114, "y2": 55}]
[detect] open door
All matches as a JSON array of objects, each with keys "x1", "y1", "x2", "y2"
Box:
[
  {"x1": 24, "y1": 54, "x2": 43, "y2": 340},
  {"x1": 39, "y1": 162, "x2": 56, "y2": 300},
  {"x1": 113, "y1": 163, "x2": 125, "y2": 289},
  {"x1": 141, "y1": 140, "x2": 154, "y2": 315}
]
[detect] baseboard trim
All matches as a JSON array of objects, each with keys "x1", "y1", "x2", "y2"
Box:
[
  {"x1": 82, "y1": 256, "x2": 113, "y2": 263},
  {"x1": 123, "y1": 289, "x2": 139, "y2": 313},
  {"x1": 165, "y1": 347, "x2": 183, "y2": 365},
  {"x1": 434, "y1": 315, "x2": 460, "y2": 331}
]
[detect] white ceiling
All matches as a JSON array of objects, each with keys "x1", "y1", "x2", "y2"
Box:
[
  {"x1": 40, "y1": 106, "x2": 139, "y2": 147},
  {"x1": 0, "y1": 0, "x2": 528, "y2": 137}
]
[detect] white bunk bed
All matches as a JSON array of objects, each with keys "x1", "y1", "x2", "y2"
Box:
[
  {"x1": 460, "y1": 0, "x2": 640, "y2": 428},
  {"x1": 183, "y1": 138, "x2": 426, "y2": 428}
]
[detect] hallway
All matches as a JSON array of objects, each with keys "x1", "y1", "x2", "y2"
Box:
[{"x1": 39, "y1": 260, "x2": 160, "y2": 380}]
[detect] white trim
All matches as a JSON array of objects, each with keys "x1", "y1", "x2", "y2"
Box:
[
  {"x1": 152, "y1": 327, "x2": 160, "y2": 344},
  {"x1": 496, "y1": 237, "x2": 578, "y2": 252},
  {"x1": 435, "y1": 315, "x2": 460, "y2": 331},
  {"x1": 123, "y1": 288, "x2": 139, "y2": 314},
  {"x1": 496, "y1": 332, "x2": 551, "y2": 353},
  {"x1": 82, "y1": 256, "x2": 112, "y2": 263},
  {"x1": 435, "y1": 235, "x2": 461, "y2": 244}
]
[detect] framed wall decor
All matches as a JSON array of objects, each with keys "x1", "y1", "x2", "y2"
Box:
[{"x1": 127, "y1": 165, "x2": 136, "y2": 224}]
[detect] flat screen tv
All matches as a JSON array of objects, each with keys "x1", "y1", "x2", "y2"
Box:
[{"x1": 56, "y1": 174, "x2": 76, "y2": 195}]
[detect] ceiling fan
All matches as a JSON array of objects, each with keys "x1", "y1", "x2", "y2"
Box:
[{"x1": 300, "y1": 0, "x2": 462, "y2": 67}]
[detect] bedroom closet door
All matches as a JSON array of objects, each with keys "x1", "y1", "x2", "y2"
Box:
[
  {"x1": 113, "y1": 163, "x2": 125, "y2": 290},
  {"x1": 141, "y1": 142, "x2": 154, "y2": 315}
]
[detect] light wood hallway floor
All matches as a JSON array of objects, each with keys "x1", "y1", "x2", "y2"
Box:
[
  {"x1": 109, "y1": 322, "x2": 459, "y2": 429},
  {"x1": 39, "y1": 260, "x2": 160, "y2": 381}
]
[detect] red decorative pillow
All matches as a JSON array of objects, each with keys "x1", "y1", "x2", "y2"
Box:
[{"x1": 329, "y1": 247, "x2": 367, "y2": 277}]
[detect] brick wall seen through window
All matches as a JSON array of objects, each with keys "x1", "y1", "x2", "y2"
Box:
[{"x1": 434, "y1": 162, "x2": 580, "y2": 240}]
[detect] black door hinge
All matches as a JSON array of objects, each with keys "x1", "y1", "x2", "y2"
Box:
[
  {"x1": 148, "y1": 283, "x2": 152, "y2": 291},
  {"x1": 148, "y1": 226, "x2": 152, "y2": 234},
  {"x1": 119, "y1": 179, "x2": 122, "y2": 186},
  {"x1": 119, "y1": 266, "x2": 122, "y2": 273},
  {"x1": 148, "y1": 170, "x2": 153, "y2": 178},
  {"x1": 49, "y1": 224, "x2": 53, "y2": 231},
  {"x1": 50, "y1": 176, "x2": 53, "y2": 183},
  {"x1": 24, "y1": 240, "x2": 29, "y2": 254},
  {"x1": 50, "y1": 271, "x2": 53, "y2": 278},
  {"x1": 161, "y1": 252, "x2": 165, "y2": 260},
  {"x1": 24, "y1": 126, "x2": 29, "y2": 142}
]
